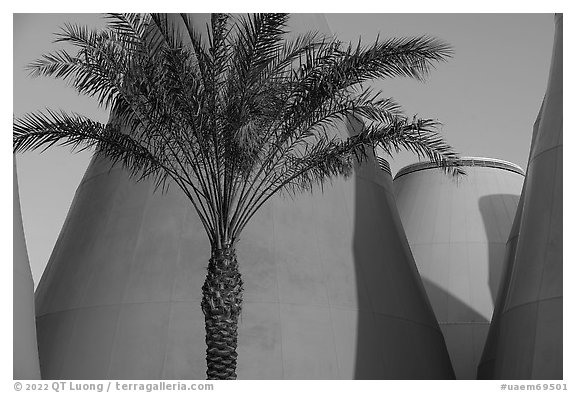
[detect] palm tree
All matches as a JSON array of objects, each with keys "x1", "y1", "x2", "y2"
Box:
[{"x1": 13, "y1": 13, "x2": 463, "y2": 379}]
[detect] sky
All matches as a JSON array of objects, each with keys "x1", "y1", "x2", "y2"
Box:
[{"x1": 13, "y1": 13, "x2": 556, "y2": 287}]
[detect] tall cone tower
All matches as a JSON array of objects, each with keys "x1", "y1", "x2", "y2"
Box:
[
  {"x1": 393, "y1": 158, "x2": 524, "y2": 379},
  {"x1": 34, "y1": 14, "x2": 454, "y2": 379},
  {"x1": 477, "y1": 103, "x2": 541, "y2": 379},
  {"x1": 478, "y1": 14, "x2": 562, "y2": 379},
  {"x1": 14, "y1": 156, "x2": 42, "y2": 379}
]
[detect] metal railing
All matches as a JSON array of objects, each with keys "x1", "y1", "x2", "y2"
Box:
[{"x1": 394, "y1": 157, "x2": 525, "y2": 179}]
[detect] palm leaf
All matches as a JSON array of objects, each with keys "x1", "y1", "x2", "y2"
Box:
[{"x1": 13, "y1": 110, "x2": 166, "y2": 184}]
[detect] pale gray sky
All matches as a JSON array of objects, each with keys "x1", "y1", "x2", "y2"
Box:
[{"x1": 13, "y1": 13, "x2": 555, "y2": 286}]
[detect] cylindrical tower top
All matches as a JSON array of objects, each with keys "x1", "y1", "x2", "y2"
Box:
[
  {"x1": 395, "y1": 157, "x2": 524, "y2": 179},
  {"x1": 393, "y1": 157, "x2": 524, "y2": 379}
]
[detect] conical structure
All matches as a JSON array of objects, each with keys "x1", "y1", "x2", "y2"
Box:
[
  {"x1": 477, "y1": 101, "x2": 542, "y2": 380},
  {"x1": 393, "y1": 157, "x2": 524, "y2": 379},
  {"x1": 479, "y1": 13, "x2": 562, "y2": 379},
  {"x1": 34, "y1": 14, "x2": 454, "y2": 379},
  {"x1": 14, "y1": 156, "x2": 42, "y2": 379},
  {"x1": 476, "y1": 181, "x2": 526, "y2": 379}
]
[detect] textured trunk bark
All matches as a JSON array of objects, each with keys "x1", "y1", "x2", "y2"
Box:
[{"x1": 201, "y1": 245, "x2": 243, "y2": 379}]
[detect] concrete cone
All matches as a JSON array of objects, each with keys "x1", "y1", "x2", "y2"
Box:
[
  {"x1": 393, "y1": 157, "x2": 524, "y2": 379},
  {"x1": 480, "y1": 13, "x2": 562, "y2": 379},
  {"x1": 14, "y1": 156, "x2": 42, "y2": 379}
]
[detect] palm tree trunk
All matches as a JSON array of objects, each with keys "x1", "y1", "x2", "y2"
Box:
[{"x1": 201, "y1": 245, "x2": 243, "y2": 379}]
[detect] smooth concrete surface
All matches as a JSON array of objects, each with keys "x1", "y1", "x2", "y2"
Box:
[
  {"x1": 476, "y1": 183, "x2": 526, "y2": 379},
  {"x1": 393, "y1": 159, "x2": 524, "y2": 379},
  {"x1": 34, "y1": 14, "x2": 454, "y2": 379},
  {"x1": 481, "y1": 14, "x2": 562, "y2": 380},
  {"x1": 14, "y1": 156, "x2": 42, "y2": 379}
]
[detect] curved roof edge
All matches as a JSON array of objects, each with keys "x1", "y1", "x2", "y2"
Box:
[{"x1": 394, "y1": 157, "x2": 525, "y2": 179}]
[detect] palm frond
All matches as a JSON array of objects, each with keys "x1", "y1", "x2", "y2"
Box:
[
  {"x1": 283, "y1": 35, "x2": 452, "y2": 126},
  {"x1": 178, "y1": 13, "x2": 212, "y2": 90},
  {"x1": 231, "y1": 13, "x2": 288, "y2": 81},
  {"x1": 29, "y1": 25, "x2": 136, "y2": 110},
  {"x1": 16, "y1": 13, "x2": 461, "y2": 248},
  {"x1": 13, "y1": 110, "x2": 168, "y2": 185},
  {"x1": 369, "y1": 117, "x2": 465, "y2": 177},
  {"x1": 105, "y1": 13, "x2": 149, "y2": 39},
  {"x1": 335, "y1": 35, "x2": 453, "y2": 84}
]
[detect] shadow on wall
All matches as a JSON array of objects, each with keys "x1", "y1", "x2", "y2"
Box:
[
  {"x1": 421, "y1": 279, "x2": 489, "y2": 325},
  {"x1": 351, "y1": 165, "x2": 386, "y2": 379},
  {"x1": 478, "y1": 194, "x2": 520, "y2": 305},
  {"x1": 422, "y1": 278, "x2": 489, "y2": 380},
  {"x1": 350, "y1": 161, "x2": 454, "y2": 379}
]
